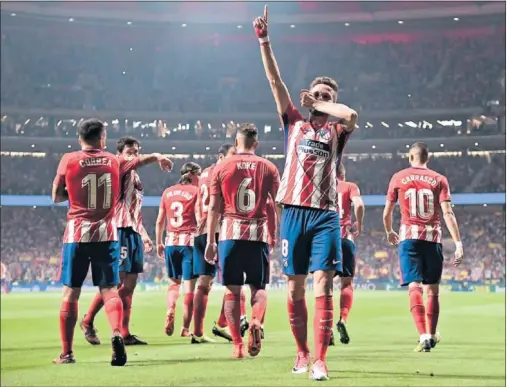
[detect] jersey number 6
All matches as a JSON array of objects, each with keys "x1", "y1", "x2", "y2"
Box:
[{"x1": 236, "y1": 178, "x2": 256, "y2": 213}]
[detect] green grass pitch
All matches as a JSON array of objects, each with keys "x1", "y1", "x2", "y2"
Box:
[{"x1": 1, "y1": 290, "x2": 505, "y2": 386}]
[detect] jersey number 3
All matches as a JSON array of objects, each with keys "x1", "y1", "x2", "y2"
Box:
[{"x1": 405, "y1": 188, "x2": 434, "y2": 219}]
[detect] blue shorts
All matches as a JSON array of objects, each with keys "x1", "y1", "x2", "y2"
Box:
[
  {"x1": 165, "y1": 246, "x2": 196, "y2": 281},
  {"x1": 398, "y1": 240, "x2": 444, "y2": 286},
  {"x1": 193, "y1": 234, "x2": 219, "y2": 277},
  {"x1": 60, "y1": 241, "x2": 120, "y2": 288},
  {"x1": 339, "y1": 239, "x2": 356, "y2": 278},
  {"x1": 218, "y1": 240, "x2": 269, "y2": 287},
  {"x1": 118, "y1": 227, "x2": 144, "y2": 274},
  {"x1": 280, "y1": 205, "x2": 342, "y2": 276}
]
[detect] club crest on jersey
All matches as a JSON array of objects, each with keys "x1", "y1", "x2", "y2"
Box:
[{"x1": 316, "y1": 128, "x2": 331, "y2": 142}]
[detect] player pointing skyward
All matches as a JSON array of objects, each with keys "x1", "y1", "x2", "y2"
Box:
[
  {"x1": 254, "y1": 5, "x2": 357, "y2": 381},
  {"x1": 383, "y1": 142, "x2": 463, "y2": 352}
]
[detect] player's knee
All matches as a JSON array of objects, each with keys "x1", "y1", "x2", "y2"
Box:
[
  {"x1": 341, "y1": 278, "x2": 353, "y2": 290},
  {"x1": 313, "y1": 270, "x2": 334, "y2": 296},
  {"x1": 198, "y1": 275, "x2": 213, "y2": 289},
  {"x1": 62, "y1": 286, "x2": 81, "y2": 302},
  {"x1": 287, "y1": 278, "x2": 305, "y2": 301},
  {"x1": 122, "y1": 273, "x2": 138, "y2": 291},
  {"x1": 426, "y1": 284, "x2": 439, "y2": 296}
]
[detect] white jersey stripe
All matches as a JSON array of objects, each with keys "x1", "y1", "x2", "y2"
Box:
[{"x1": 81, "y1": 221, "x2": 91, "y2": 243}]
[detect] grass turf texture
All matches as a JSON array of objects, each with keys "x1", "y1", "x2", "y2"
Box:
[{"x1": 1, "y1": 290, "x2": 505, "y2": 386}]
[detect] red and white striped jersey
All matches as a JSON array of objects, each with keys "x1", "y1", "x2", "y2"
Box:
[
  {"x1": 53, "y1": 150, "x2": 120, "y2": 243},
  {"x1": 276, "y1": 102, "x2": 351, "y2": 211},
  {"x1": 1, "y1": 263, "x2": 6, "y2": 280},
  {"x1": 266, "y1": 195, "x2": 277, "y2": 247},
  {"x1": 337, "y1": 180, "x2": 360, "y2": 242},
  {"x1": 115, "y1": 155, "x2": 144, "y2": 233},
  {"x1": 196, "y1": 164, "x2": 220, "y2": 236},
  {"x1": 210, "y1": 153, "x2": 280, "y2": 243},
  {"x1": 387, "y1": 167, "x2": 451, "y2": 243},
  {"x1": 160, "y1": 183, "x2": 198, "y2": 246}
]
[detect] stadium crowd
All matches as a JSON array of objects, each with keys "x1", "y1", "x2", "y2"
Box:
[
  {"x1": 1, "y1": 207, "x2": 504, "y2": 286},
  {"x1": 1, "y1": 153, "x2": 505, "y2": 196},
  {"x1": 1, "y1": 23, "x2": 504, "y2": 114}
]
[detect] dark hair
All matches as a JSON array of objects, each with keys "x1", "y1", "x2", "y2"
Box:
[
  {"x1": 117, "y1": 136, "x2": 140, "y2": 153},
  {"x1": 179, "y1": 162, "x2": 201, "y2": 184},
  {"x1": 218, "y1": 143, "x2": 234, "y2": 156},
  {"x1": 338, "y1": 163, "x2": 346, "y2": 177},
  {"x1": 78, "y1": 118, "x2": 105, "y2": 143},
  {"x1": 310, "y1": 76, "x2": 339, "y2": 93},
  {"x1": 237, "y1": 123, "x2": 258, "y2": 140},
  {"x1": 410, "y1": 142, "x2": 429, "y2": 163}
]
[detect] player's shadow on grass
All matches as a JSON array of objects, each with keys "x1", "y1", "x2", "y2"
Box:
[
  {"x1": 341, "y1": 369, "x2": 505, "y2": 381},
  {"x1": 126, "y1": 358, "x2": 213, "y2": 367}
]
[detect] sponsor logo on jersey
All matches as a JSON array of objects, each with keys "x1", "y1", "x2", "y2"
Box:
[{"x1": 296, "y1": 139, "x2": 330, "y2": 158}]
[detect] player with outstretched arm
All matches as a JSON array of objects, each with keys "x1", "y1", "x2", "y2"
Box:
[
  {"x1": 253, "y1": 5, "x2": 357, "y2": 380},
  {"x1": 52, "y1": 118, "x2": 126, "y2": 366},
  {"x1": 383, "y1": 142, "x2": 464, "y2": 352}
]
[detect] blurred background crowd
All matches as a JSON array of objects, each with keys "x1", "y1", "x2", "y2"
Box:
[{"x1": 0, "y1": 2, "x2": 505, "y2": 289}]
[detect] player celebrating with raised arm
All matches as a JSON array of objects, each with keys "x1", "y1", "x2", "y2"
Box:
[
  {"x1": 52, "y1": 118, "x2": 126, "y2": 366},
  {"x1": 193, "y1": 144, "x2": 239, "y2": 343},
  {"x1": 156, "y1": 162, "x2": 201, "y2": 338},
  {"x1": 205, "y1": 123, "x2": 280, "y2": 359},
  {"x1": 81, "y1": 136, "x2": 173, "y2": 346},
  {"x1": 383, "y1": 142, "x2": 464, "y2": 352},
  {"x1": 253, "y1": 5, "x2": 358, "y2": 380}
]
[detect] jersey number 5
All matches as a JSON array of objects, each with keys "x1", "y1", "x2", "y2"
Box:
[
  {"x1": 405, "y1": 188, "x2": 434, "y2": 219},
  {"x1": 82, "y1": 173, "x2": 112, "y2": 210},
  {"x1": 237, "y1": 178, "x2": 256, "y2": 213}
]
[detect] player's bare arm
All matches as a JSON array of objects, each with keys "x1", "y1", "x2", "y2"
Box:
[
  {"x1": 137, "y1": 153, "x2": 173, "y2": 171},
  {"x1": 52, "y1": 154, "x2": 69, "y2": 203},
  {"x1": 440, "y1": 201, "x2": 463, "y2": 266},
  {"x1": 300, "y1": 90, "x2": 358, "y2": 131},
  {"x1": 383, "y1": 200, "x2": 399, "y2": 245},
  {"x1": 254, "y1": 5, "x2": 292, "y2": 115},
  {"x1": 204, "y1": 192, "x2": 221, "y2": 264},
  {"x1": 155, "y1": 202, "x2": 166, "y2": 259},
  {"x1": 139, "y1": 224, "x2": 153, "y2": 253},
  {"x1": 351, "y1": 195, "x2": 365, "y2": 236}
]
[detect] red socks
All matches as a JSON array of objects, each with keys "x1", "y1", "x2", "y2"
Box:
[
  {"x1": 166, "y1": 284, "x2": 180, "y2": 311},
  {"x1": 183, "y1": 292, "x2": 194, "y2": 330},
  {"x1": 409, "y1": 286, "x2": 427, "y2": 335},
  {"x1": 59, "y1": 301, "x2": 78, "y2": 355},
  {"x1": 240, "y1": 289, "x2": 246, "y2": 317},
  {"x1": 287, "y1": 298, "x2": 309, "y2": 354},
  {"x1": 340, "y1": 285, "x2": 353, "y2": 322},
  {"x1": 217, "y1": 295, "x2": 228, "y2": 328},
  {"x1": 224, "y1": 293, "x2": 242, "y2": 345},
  {"x1": 193, "y1": 285, "x2": 210, "y2": 337},
  {"x1": 426, "y1": 293, "x2": 440, "y2": 335},
  {"x1": 103, "y1": 292, "x2": 123, "y2": 334},
  {"x1": 118, "y1": 286, "x2": 134, "y2": 337},
  {"x1": 314, "y1": 296, "x2": 333, "y2": 361},
  {"x1": 250, "y1": 289, "x2": 267, "y2": 324},
  {"x1": 83, "y1": 291, "x2": 104, "y2": 325}
]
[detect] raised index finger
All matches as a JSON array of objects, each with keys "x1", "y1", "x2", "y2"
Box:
[{"x1": 264, "y1": 5, "x2": 268, "y2": 23}]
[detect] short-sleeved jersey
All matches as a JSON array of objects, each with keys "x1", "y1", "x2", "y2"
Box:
[
  {"x1": 53, "y1": 150, "x2": 120, "y2": 243},
  {"x1": 266, "y1": 195, "x2": 277, "y2": 247},
  {"x1": 276, "y1": 102, "x2": 351, "y2": 211},
  {"x1": 196, "y1": 164, "x2": 220, "y2": 236},
  {"x1": 387, "y1": 167, "x2": 451, "y2": 243},
  {"x1": 160, "y1": 183, "x2": 198, "y2": 246},
  {"x1": 337, "y1": 180, "x2": 360, "y2": 242},
  {"x1": 210, "y1": 153, "x2": 280, "y2": 243},
  {"x1": 114, "y1": 156, "x2": 144, "y2": 233},
  {"x1": 1, "y1": 263, "x2": 6, "y2": 280}
]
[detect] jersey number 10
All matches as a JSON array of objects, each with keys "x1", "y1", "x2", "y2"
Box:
[
  {"x1": 405, "y1": 188, "x2": 434, "y2": 219},
  {"x1": 82, "y1": 173, "x2": 112, "y2": 210}
]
